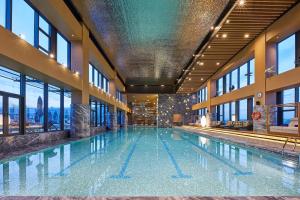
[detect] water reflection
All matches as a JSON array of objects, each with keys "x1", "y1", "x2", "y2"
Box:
[{"x1": 0, "y1": 131, "x2": 125, "y2": 195}]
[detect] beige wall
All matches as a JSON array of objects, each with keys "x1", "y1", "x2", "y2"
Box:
[
  {"x1": 192, "y1": 4, "x2": 300, "y2": 111},
  {"x1": 0, "y1": 0, "x2": 129, "y2": 112}
]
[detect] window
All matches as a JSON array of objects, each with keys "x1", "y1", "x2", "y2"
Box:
[
  {"x1": 38, "y1": 16, "x2": 51, "y2": 54},
  {"x1": 48, "y1": 85, "x2": 61, "y2": 131},
  {"x1": 0, "y1": 66, "x2": 20, "y2": 95},
  {"x1": 278, "y1": 34, "x2": 295, "y2": 74},
  {"x1": 239, "y1": 99, "x2": 248, "y2": 121},
  {"x1": 90, "y1": 100, "x2": 96, "y2": 127},
  {"x1": 89, "y1": 64, "x2": 93, "y2": 84},
  {"x1": 217, "y1": 77, "x2": 223, "y2": 96},
  {"x1": 0, "y1": 0, "x2": 5, "y2": 27},
  {"x1": 224, "y1": 103, "x2": 230, "y2": 122},
  {"x1": 231, "y1": 69, "x2": 238, "y2": 91},
  {"x1": 116, "y1": 90, "x2": 122, "y2": 101},
  {"x1": 225, "y1": 73, "x2": 230, "y2": 93},
  {"x1": 216, "y1": 58, "x2": 255, "y2": 96},
  {"x1": 93, "y1": 68, "x2": 99, "y2": 87},
  {"x1": 218, "y1": 105, "x2": 224, "y2": 121},
  {"x1": 231, "y1": 101, "x2": 236, "y2": 121},
  {"x1": 0, "y1": 96, "x2": 2, "y2": 135},
  {"x1": 64, "y1": 91, "x2": 71, "y2": 130},
  {"x1": 282, "y1": 88, "x2": 296, "y2": 125},
  {"x1": 249, "y1": 59, "x2": 255, "y2": 85},
  {"x1": 97, "y1": 102, "x2": 101, "y2": 126},
  {"x1": 239, "y1": 63, "x2": 248, "y2": 88},
  {"x1": 26, "y1": 77, "x2": 44, "y2": 133},
  {"x1": 57, "y1": 33, "x2": 70, "y2": 67},
  {"x1": 12, "y1": 0, "x2": 35, "y2": 45}
]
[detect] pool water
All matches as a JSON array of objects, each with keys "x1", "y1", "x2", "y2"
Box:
[{"x1": 0, "y1": 127, "x2": 300, "y2": 196}]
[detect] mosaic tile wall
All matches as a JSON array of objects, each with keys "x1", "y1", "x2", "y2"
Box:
[{"x1": 157, "y1": 94, "x2": 197, "y2": 128}]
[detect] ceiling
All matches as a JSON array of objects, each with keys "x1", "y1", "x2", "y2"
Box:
[
  {"x1": 178, "y1": 0, "x2": 299, "y2": 93},
  {"x1": 69, "y1": 0, "x2": 231, "y2": 91}
]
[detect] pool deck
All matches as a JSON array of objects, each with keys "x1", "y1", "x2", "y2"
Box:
[
  {"x1": 0, "y1": 196, "x2": 299, "y2": 200},
  {"x1": 176, "y1": 126, "x2": 300, "y2": 157}
]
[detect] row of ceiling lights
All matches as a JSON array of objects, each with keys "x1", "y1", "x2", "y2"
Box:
[{"x1": 180, "y1": 0, "x2": 247, "y2": 90}]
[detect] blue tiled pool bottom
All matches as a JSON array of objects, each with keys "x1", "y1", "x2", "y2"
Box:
[{"x1": 1, "y1": 127, "x2": 300, "y2": 196}]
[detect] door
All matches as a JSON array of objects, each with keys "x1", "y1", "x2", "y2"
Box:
[{"x1": 0, "y1": 94, "x2": 21, "y2": 135}]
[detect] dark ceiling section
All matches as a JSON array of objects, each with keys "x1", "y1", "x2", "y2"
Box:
[{"x1": 70, "y1": 0, "x2": 230, "y2": 92}]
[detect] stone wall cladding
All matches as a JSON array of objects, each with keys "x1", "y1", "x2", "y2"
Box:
[
  {"x1": 90, "y1": 126, "x2": 107, "y2": 135},
  {"x1": 0, "y1": 131, "x2": 68, "y2": 153},
  {"x1": 157, "y1": 94, "x2": 196, "y2": 128},
  {"x1": 70, "y1": 104, "x2": 90, "y2": 138}
]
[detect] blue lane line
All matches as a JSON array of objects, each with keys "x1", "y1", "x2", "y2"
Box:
[
  {"x1": 180, "y1": 135, "x2": 252, "y2": 176},
  {"x1": 110, "y1": 134, "x2": 143, "y2": 179},
  {"x1": 50, "y1": 133, "x2": 118, "y2": 177},
  {"x1": 158, "y1": 134, "x2": 191, "y2": 179}
]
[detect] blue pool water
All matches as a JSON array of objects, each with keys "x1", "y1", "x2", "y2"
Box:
[{"x1": 1, "y1": 127, "x2": 300, "y2": 196}]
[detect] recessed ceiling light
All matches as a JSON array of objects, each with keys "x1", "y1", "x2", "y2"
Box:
[
  {"x1": 188, "y1": 78, "x2": 192, "y2": 81},
  {"x1": 210, "y1": 26, "x2": 214, "y2": 30},
  {"x1": 216, "y1": 34, "x2": 219, "y2": 38},
  {"x1": 161, "y1": 85, "x2": 165, "y2": 87},
  {"x1": 49, "y1": 53, "x2": 55, "y2": 58},
  {"x1": 226, "y1": 19, "x2": 230, "y2": 24},
  {"x1": 130, "y1": 84, "x2": 134, "y2": 87},
  {"x1": 201, "y1": 78, "x2": 204, "y2": 81},
  {"x1": 201, "y1": 54, "x2": 205, "y2": 57},
  {"x1": 208, "y1": 45, "x2": 211, "y2": 49},
  {"x1": 216, "y1": 62, "x2": 220, "y2": 66},
  {"x1": 239, "y1": 0, "x2": 245, "y2": 6},
  {"x1": 222, "y1": 33, "x2": 227, "y2": 38},
  {"x1": 244, "y1": 33, "x2": 250, "y2": 38},
  {"x1": 145, "y1": 85, "x2": 148, "y2": 87}
]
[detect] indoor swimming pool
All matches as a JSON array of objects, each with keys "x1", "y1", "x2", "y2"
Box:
[{"x1": 0, "y1": 127, "x2": 300, "y2": 196}]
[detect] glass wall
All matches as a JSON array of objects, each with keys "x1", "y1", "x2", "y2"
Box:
[
  {"x1": 0, "y1": 96, "x2": 2, "y2": 135},
  {"x1": 0, "y1": 0, "x2": 5, "y2": 27},
  {"x1": 12, "y1": 0, "x2": 35, "y2": 45},
  {"x1": 216, "y1": 97, "x2": 253, "y2": 122},
  {"x1": 57, "y1": 33, "x2": 70, "y2": 67},
  {"x1": 278, "y1": 34, "x2": 296, "y2": 74},
  {"x1": 197, "y1": 86, "x2": 207, "y2": 103},
  {"x1": 89, "y1": 63, "x2": 110, "y2": 94},
  {"x1": 0, "y1": 66, "x2": 21, "y2": 94},
  {"x1": 25, "y1": 77, "x2": 44, "y2": 133},
  {"x1": 90, "y1": 98, "x2": 109, "y2": 127},
  {"x1": 198, "y1": 108, "x2": 207, "y2": 118},
  {"x1": 216, "y1": 58, "x2": 255, "y2": 96},
  {"x1": 48, "y1": 85, "x2": 61, "y2": 131},
  {"x1": 277, "y1": 87, "x2": 299, "y2": 125},
  {"x1": 38, "y1": 16, "x2": 51, "y2": 54},
  {"x1": 64, "y1": 91, "x2": 71, "y2": 130}
]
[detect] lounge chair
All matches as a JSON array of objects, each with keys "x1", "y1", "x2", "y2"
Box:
[
  {"x1": 220, "y1": 121, "x2": 234, "y2": 129},
  {"x1": 233, "y1": 121, "x2": 243, "y2": 129}
]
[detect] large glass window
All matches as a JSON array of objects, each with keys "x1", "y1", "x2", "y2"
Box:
[
  {"x1": 48, "y1": 85, "x2": 61, "y2": 131},
  {"x1": 225, "y1": 73, "x2": 230, "y2": 93},
  {"x1": 0, "y1": 0, "x2": 5, "y2": 27},
  {"x1": 93, "y1": 68, "x2": 99, "y2": 87},
  {"x1": 239, "y1": 99, "x2": 248, "y2": 121},
  {"x1": 217, "y1": 77, "x2": 223, "y2": 96},
  {"x1": 231, "y1": 69, "x2": 238, "y2": 91},
  {"x1": 90, "y1": 100, "x2": 96, "y2": 127},
  {"x1": 38, "y1": 16, "x2": 50, "y2": 54},
  {"x1": 64, "y1": 91, "x2": 71, "y2": 130},
  {"x1": 224, "y1": 103, "x2": 230, "y2": 122},
  {"x1": 26, "y1": 77, "x2": 44, "y2": 133},
  {"x1": 57, "y1": 33, "x2": 70, "y2": 67},
  {"x1": 239, "y1": 63, "x2": 248, "y2": 88},
  {"x1": 282, "y1": 88, "x2": 296, "y2": 125},
  {"x1": 278, "y1": 34, "x2": 295, "y2": 74},
  {"x1": 249, "y1": 59, "x2": 255, "y2": 85},
  {"x1": 0, "y1": 66, "x2": 20, "y2": 94},
  {"x1": 89, "y1": 64, "x2": 93, "y2": 84},
  {"x1": 231, "y1": 101, "x2": 236, "y2": 121},
  {"x1": 12, "y1": 0, "x2": 35, "y2": 45}
]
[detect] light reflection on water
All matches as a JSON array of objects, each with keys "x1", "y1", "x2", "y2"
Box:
[{"x1": 0, "y1": 127, "x2": 300, "y2": 196}]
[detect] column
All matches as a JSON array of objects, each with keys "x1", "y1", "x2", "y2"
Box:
[{"x1": 70, "y1": 25, "x2": 91, "y2": 138}]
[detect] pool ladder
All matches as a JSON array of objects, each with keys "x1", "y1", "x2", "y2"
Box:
[{"x1": 282, "y1": 137, "x2": 298, "y2": 155}]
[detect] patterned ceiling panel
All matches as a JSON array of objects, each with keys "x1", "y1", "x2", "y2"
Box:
[{"x1": 71, "y1": 0, "x2": 230, "y2": 85}]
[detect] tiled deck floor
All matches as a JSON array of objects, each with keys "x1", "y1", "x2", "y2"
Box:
[{"x1": 176, "y1": 126, "x2": 300, "y2": 157}]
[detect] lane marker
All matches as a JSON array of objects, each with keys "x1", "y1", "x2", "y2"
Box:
[
  {"x1": 158, "y1": 134, "x2": 191, "y2": 179},
  {"x1": 110, "y1": 134, "x2": 143, "y2": 179}
]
